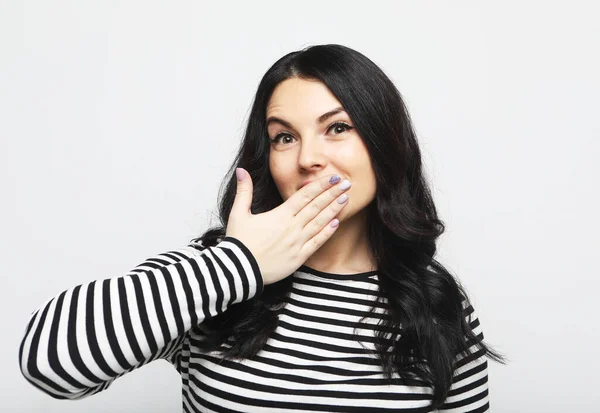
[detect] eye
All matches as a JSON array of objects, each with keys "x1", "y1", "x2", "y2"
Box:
[
  {"x1": 269, "y1": 122, "x2": 354, "y2": 146},
  {"x1": 327, "y1": 121, "x2": 354, "y2": 135},
  {"x1": 269, "y1": 133, "x2": 296, "y2": 145}
]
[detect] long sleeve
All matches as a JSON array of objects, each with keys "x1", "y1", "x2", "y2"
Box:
[
  {"x1": 18, "y1": 236, "x2": 263, "y2": 400},
  {"x1": 436, "y1": 301, "x2": 490, "y2": 412}
]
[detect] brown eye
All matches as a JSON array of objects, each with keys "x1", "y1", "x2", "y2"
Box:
[
  {"x1": 270, "y1": 133, "x2": 296, "y2": 145},
  {"x1": 328, "y1": 122, "x2": 354, "y2": 135},
  {"x1": 269, "y1": 122, "x2": 353, "y2": 146}
]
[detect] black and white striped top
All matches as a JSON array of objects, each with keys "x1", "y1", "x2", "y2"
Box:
[{"x1": 19, "y1": 236, "x2": 489, "y2": 412}]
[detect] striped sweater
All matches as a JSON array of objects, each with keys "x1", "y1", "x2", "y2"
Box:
[{"x1": 19, "y1": 236, "x2": 490, "y2": 412}]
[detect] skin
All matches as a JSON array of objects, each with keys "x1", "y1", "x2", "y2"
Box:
[{"x1": 266, "y1": 77, "x2": 378, "y2": 274}]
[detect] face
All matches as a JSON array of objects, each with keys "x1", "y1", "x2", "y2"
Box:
[{"x1": 266, "y1": 77, "x2": 377, "y2": 223}]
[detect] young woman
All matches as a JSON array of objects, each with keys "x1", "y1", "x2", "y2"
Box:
[{"x1": 19, "y1": 44, "x2": 506, "y2": 412}]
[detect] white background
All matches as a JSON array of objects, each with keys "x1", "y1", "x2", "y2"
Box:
[{"x1": 2, "y1": 1, "x2": 598, "y2": 412}]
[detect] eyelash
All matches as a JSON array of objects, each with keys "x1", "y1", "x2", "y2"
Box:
[{"x1": 269, "y1": 122, "x2": 354, "y2": 145}]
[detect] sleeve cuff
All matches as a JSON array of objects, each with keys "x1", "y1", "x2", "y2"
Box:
[{"x1": 221, "y1": 236, "x2": 264, "y2": 295}]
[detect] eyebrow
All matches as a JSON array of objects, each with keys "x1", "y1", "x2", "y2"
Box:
[{"x1": 266, "y1": 107, "x2": 346, "y2": 129}]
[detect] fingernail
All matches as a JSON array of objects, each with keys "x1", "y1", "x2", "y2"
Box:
[
  {"x1": 236, "y1": 168, "x2": 245, "y2": 181},
  {"x1": 337, "y1": 194, "x2": 349, "y2": 204},
  {"x1": 329, "y1": 175, "x2": 340, "y2": 184},
  {"x1": 339, "y1": 179, "x2": 351, "y2": 190}
]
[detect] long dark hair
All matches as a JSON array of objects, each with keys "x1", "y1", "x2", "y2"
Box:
[{"x1": 192, "y1": 44, "x2": 507, "y2": 409}]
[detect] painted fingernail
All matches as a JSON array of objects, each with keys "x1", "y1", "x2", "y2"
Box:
[
  {"x1": 339, "y1": 180, "x2": 351, "y2": 190},
  {"x1": 329, "y1": 175, "x2": 340, "y2": 184},
  {"x1": 337, "y1": 194, "x2": 348, "y2": 204}
]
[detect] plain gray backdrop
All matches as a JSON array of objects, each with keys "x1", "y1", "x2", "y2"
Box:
[{"x1": 2, "y1": 1, "x2": 598, "y2": 412}]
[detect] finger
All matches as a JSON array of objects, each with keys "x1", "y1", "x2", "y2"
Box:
[
  {"x1": 285, "y1": 174, "x2": 342, "y2": 217},
  {"x1": 231, "y1": 167, "x2": 254, "y2": 217},
  {"x1": 300, "y1": 205, "x2": 345, "y2": 259},
  {"x1": 300, "y1": 190, "x2": 349, "y2": 244},
  {"x1": 294, "y1": 177, "x2": 351, "y2": 227}
]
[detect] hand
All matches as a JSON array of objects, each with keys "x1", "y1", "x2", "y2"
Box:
[{"x1": 225, "y1": 168, "x2": 351, "y2": 285}]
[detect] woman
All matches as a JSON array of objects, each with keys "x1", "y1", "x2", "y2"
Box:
[{"x1": 19, "y1": 44, "x2": 506, "y2": 412}]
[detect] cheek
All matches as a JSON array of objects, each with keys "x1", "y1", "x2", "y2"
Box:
[
  {"x1": 269, "y1": 157, "x2": 286, "y2": 181},
  {"x1": 269, "y1": 161, "x2": 294, "y2": 198},
  {"x1": 336, "y1": 149, "x2": 372, "y2": 186},
  {"x1": 333, "y1": 136, "x2": 371, "y2": 164},
  {"x1": 329, "y1": 145, "x2": 356, "y2": 164}
]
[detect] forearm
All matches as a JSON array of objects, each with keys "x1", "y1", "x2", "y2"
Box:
[{"x1": 18, "y1": 236, "x2": 262, "y2": 399}]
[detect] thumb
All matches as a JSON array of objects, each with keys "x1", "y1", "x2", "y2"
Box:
[{"x1": 232, "y1": 167, "x2": 253, "y2": 215}]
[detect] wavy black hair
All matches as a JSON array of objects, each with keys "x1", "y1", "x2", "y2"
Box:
[{"x1": 191, "y1": 43, "x2": 507, "y2": 409}]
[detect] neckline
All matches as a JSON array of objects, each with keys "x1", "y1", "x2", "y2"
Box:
[{"x1": 296, "y1": 264, "x2": 378, "y2": 281}]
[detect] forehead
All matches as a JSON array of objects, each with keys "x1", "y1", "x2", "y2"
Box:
[{"x1": 266, "y1": 78, "x2": 342, "y2": 117}]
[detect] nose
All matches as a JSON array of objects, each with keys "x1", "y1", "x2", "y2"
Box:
[{"x1": 297, "y1": 136, "x2": 328, "y2": 170}]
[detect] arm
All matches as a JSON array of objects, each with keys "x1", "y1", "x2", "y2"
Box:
[
  {"x1": 18, "y1": 236, "x2": 262, "y2": 400},
  {"x1": 436, "y1": 302, "x2": 490, "y2": 413}
]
